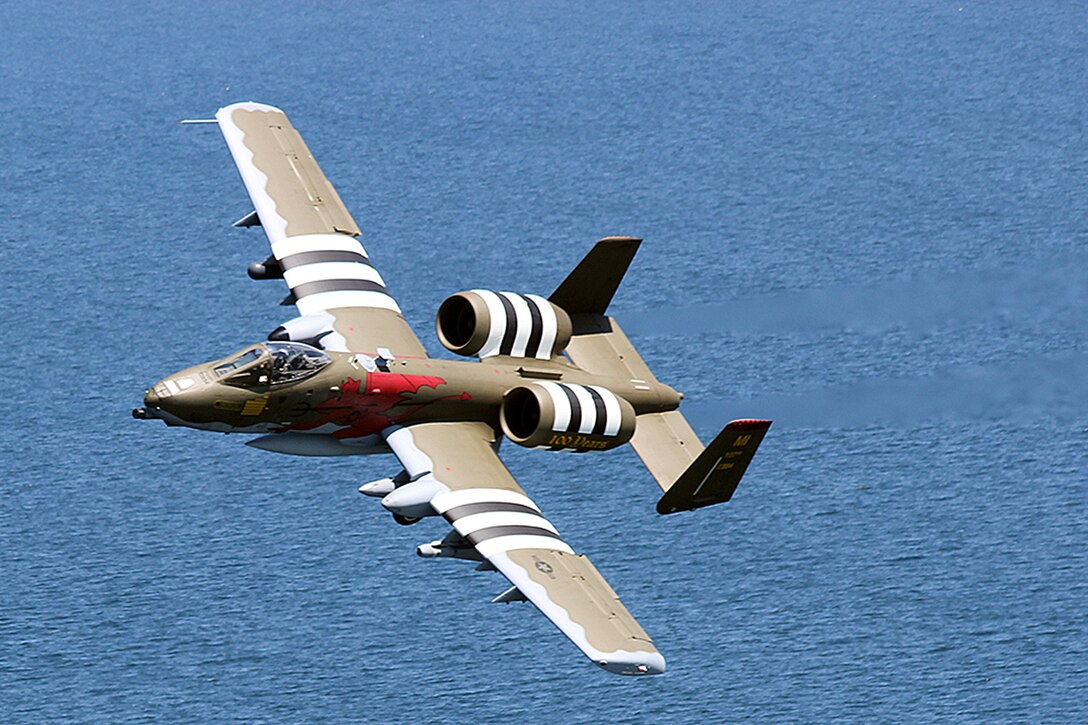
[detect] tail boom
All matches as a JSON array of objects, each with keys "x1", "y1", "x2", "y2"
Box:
[{"x1": 548, "y1": 236, "x2": 771, "y2": 515}]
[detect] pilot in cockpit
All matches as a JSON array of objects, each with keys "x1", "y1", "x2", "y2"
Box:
[{"x1": 216, "y1": 342, "x2": 331, "y2": 388}]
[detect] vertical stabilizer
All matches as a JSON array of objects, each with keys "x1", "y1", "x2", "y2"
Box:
[
  {"x1": 654, "y1": 419, "x2": 772, "y2": 514},
  {"x1": 549, "y1": 236, "x2": 641, "y2": 316}
]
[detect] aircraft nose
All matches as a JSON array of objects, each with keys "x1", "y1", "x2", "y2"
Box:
[
  {"x1": 133, "y1": 387, "x2": 163, "y2": 420},
  {"x1": 134, "y1": 387, "x2": 162, "y2": 420}
]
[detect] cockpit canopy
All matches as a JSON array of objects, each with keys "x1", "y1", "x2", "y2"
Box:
[{"x1": 215, "y1": 342, "x2": 332, "y2": 389}]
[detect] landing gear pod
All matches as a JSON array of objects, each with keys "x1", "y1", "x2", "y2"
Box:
[
  {"x1": 267, "y1": 312, "x2": 338, "y2": 349},
  {"x1": 436, "y1": 290, "x2": 572, "y2": 360},
  {"x1": 500, "y1": 382, "x2": 635, "y2": 451}
]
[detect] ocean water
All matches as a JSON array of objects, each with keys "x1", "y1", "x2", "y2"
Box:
[{"x1": 2, "y1": 2, "x2": 1086, "y2": 722}]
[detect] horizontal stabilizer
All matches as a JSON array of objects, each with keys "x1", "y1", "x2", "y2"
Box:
[
  {"x1": 549, "y1": 236, "x2": 641, "y2": 316},
  {"x1": 630, "y1": 411, "x2": 704, "y2": 491},
  {"x1": 656, "y1": 419, "x2": 771, "y2": 515},
  {"x1": 563, "y1": 315, "x2": 657, "y2": 379}
]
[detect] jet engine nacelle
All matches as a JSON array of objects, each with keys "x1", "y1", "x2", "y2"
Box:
[
  {"x1": 267, "y1": 312, "x2": 337, "y2": 349},
  {"x1": 500, "y1": 382, "x2": 636, "y2": 452},
  {"x1": 436, "y1": 290, "x2": 572, "y2": 360}
]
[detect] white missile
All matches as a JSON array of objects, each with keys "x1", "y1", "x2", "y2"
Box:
[
  {"x1": 416, "y1": 541, "x2": 442, "y2": 558},
  {"x1": 416, "y1": 536, "x2": 483, "y2": 562},
  {"x1": 359, "y1": 469, "x2": 410, "y2": 496},
  {"x1": 358, "y1": 478, "x2": 396, "y2": 497}
]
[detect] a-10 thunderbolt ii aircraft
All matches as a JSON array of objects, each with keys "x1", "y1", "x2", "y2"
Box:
[{"x1": 134, "y1": 102, "x2": 771, "y2": 676}]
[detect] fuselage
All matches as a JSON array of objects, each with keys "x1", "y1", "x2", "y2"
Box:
[{"x1": 136, "y1": 342, "x2": 682, "y2": 449}]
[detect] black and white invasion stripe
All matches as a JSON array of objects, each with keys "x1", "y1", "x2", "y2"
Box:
[
  {"x1": 430, "y1": 488, "x2": 574, "y2": 559},
  {"x1": 536, "y1": 382, "x2": 623, "y2": 449},
  {"x1": 471, "y1": 290, "x2": 560, "y2": 360},
  {"x1": 271, "y1": 233, "x2": 401, "y2": 315}
]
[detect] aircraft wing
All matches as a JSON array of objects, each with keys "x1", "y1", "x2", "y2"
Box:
[
  {"x1": 215, "y1": 102, "x2": 426, "y2": 357},
  {"x1": 382, "y1": 421, "x2": 666, "y2": 675}
]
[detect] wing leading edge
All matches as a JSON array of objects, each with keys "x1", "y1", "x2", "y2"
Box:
[
  {"x1": 382, "y1": 421, "x2": 665, "y2": 675},
  {"x1": 215, "y1": 102, "x2": 425, "y2": 357}
]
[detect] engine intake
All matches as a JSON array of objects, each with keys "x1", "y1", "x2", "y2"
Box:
[
  {"x1": 500, "y1": 382, "x2": 635, "y2": 452},
  {"x1": 436, "y1": 290, "x2": 572, "y2": 360}
]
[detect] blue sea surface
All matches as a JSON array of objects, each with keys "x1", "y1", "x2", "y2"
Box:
[{"x1": 2, "y1": 2, "x2": 1086, "y2": 722}]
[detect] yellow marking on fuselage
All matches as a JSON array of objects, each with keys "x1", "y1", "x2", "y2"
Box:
[
  {"x1": 733, "y1": 434, "x2": 752, "y2": 447},
  {"x1": 241, "y1": 397, "x2": 268, "y2": 416}
]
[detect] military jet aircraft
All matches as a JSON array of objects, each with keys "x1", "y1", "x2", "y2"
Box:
[{"x1": 135, "y1": 102, "x2": 771, "y2": 676}]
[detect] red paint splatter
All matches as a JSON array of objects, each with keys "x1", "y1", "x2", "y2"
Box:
[{"x1": 277, "y1": 372, "x2": 469, "y2": 439}]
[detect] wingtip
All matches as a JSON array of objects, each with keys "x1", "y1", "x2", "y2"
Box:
[
  {"x1": 216, "y1": 101, "x2": 285, "y2": 116},
  {"x1": 596, "y1": 651, "x2": 666, "y2": 676}
]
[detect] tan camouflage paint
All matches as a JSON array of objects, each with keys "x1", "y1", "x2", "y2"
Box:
[
  {"x1": 506, "y1": 549, "x2": 659, "y2": 655},
  {"x1": 226, "y1": 106, "x2": 360, "y2": 238},
  {"x1": 226, "y1": 106, "x2": 427, "y2": 359}
]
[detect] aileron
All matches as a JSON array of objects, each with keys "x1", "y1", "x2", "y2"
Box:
[{"x1": 216, "y1": 102, "x2": 360, "y2": 239}]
